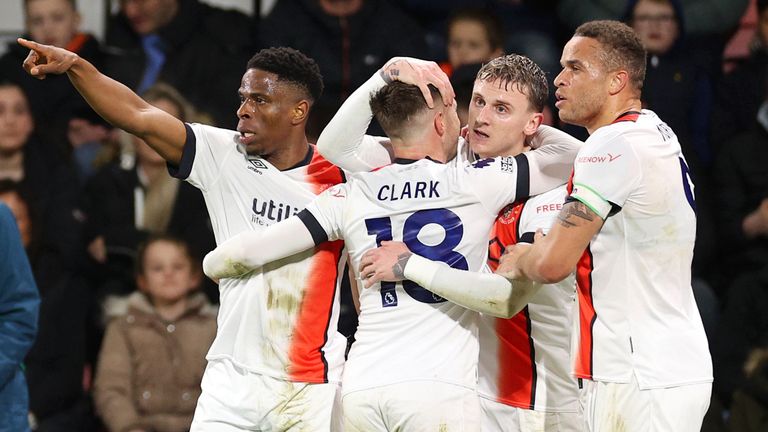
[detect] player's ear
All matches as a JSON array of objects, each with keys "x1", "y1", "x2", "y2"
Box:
[
  {"x1": 291, "y1": 100, "x2": 310, "y2": 125},
  {"x1": 609, "y1": 70, "x2": 629, "y2": 96},
  {"x1": 434, "y1": 111, "x2": 446, "y2": 136},
  {"x1": 523, "y1": 112, "x2": 544, "y2": 136}
]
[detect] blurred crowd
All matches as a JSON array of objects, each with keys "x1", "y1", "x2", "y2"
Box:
[{"x1": 0, "y1": 0, "x2": 767, "y2": 430}]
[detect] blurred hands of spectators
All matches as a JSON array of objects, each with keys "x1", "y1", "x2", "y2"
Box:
[{"x1": 67, "y1": 118, "x2": 110, "y2": 148}]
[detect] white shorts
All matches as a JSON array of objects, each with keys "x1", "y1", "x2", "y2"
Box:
[
  {"x1": 191, "y1": 358, "x2": 341, "y2": 432},
  {"x1": 342, "y1": 381, "x2": 480, "y2": 432},
  {"x1": 480, "y1": 396, "x2": 582, "y2": 432},
  {"x1": 579, "y1": 376, "x2": 711, "y2": 432}
]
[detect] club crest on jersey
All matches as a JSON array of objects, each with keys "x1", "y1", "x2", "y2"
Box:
[
  {"x1": 497, "y1": 204, "x2": 518, "y2": 225},
  {"x1": 247, "y1": 158, "x2": 269, "y2": 175}
]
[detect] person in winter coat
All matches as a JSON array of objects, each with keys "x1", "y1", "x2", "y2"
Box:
[
  {"x1": 93, "y1": 235, "x2": 216, "y2": 432},
  {"x1": 0, "y1": 203, "x2": 39, "y2": 432}
]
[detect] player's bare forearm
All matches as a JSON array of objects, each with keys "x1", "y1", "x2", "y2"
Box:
[
  {"x1": 19, "y1": 38, "x2": 185, "y2": 164},
  {"x1": 510, "y1": 200, "x2": 602, "y2": 284}
]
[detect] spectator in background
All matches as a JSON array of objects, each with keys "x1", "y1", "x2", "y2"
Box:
[
  {"x1": 0, "y1": 181, "x2": 92, "y2": 432},
  {"x1": 710, "y1": 81, "x2": 768, "y2": 412},
  {"x1": 711, "y1": 78, "x2": 768, "y2": 283},
  {"x1": 80, "y1": 83, "x2": 215, "y2": 303},
  {"x1": 558, "y1": 0, "x2": 749, "y2": 37},
  {"x1": 626, "y1": 0, "x2": 719, "y2": 288},
  {"x1": 0, "y1": 81, "x2": 83, "y2": 270},
  {"x1": 441, "y1": 8, "x2": 503, "y2": 77},
  {"x1": 711, "y1": 0, "x2": 768, "y2": 148},
  {"x1": 627, "y1": 0, "x2": 713, "y2": 169},
  {"x1": 103, "y1": 0, "x2": 252, "y2": 129},
  {"x1": 0, "y1": 0, "x2": 105, "y2": 162},
  {"x1": 93, "y1": 235, "x2": 216, "y2": 432},
  {"x1": 0, "y1": 202, "x2": 39, "y2": 432},
  {"x1": 558, "y1": 0, "x2": 749, "y2": 79},
  {"x1": 260, "y1": 0, "x2": 428, "y2": 139}
]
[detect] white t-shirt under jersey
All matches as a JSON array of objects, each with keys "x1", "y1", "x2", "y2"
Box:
[
  {"x1": 567, "y1": 110, "x2": 712, "y2": 389},
  {"x1": 170, "y1": 123, "x2": 348, "y2": 384}
]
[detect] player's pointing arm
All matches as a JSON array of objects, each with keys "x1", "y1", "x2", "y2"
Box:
[{"x1": 18, "y1": 38, "x2": 186, "y2": 164}]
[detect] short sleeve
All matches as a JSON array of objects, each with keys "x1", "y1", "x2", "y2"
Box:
[
  {"x1": 301, "y1": 184, "x2": 349, "y2": 243},
  {"x1": 167, "y1": 123, "x2": 240, "y2": 191},
  {"x1": 465, "y1": 155, "x2": 526, "y2": 214},
  {"x1": 570, "y1": 133, "x2": 641, "y2": 220}
]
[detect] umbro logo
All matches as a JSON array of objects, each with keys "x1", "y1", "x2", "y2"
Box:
[
  {"x1": 247, "y1": 159, "x2": 268, "y2": 175},
  {"x1": 249, "y1": 159, "x2": 268, "y2": 169}
]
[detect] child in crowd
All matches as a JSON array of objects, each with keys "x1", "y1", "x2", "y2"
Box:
[
  {"x1": 93, "y1": 235, "x2": 216, "y2": 432},
  {"x1": 441, "y1": 8, "x2": 504, "y2": 77}
]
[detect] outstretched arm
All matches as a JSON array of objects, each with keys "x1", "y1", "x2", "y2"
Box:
[
  {"x1": 358, "y1": 241, "x2": 539, "y2": 318},
  {"x1": 203, "y1": 216, "x2": 316, "y2": 280},
  {"x1": 19, "y1": 38, "x2": 186, "y2": 164}
]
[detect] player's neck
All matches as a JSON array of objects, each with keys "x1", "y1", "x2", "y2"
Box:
[
  {"x1": 391, "y1": 137, "x2": 448, "y2": 163},
  {"x1": 587, "y1": 96, "x2": 642, "y2": 135},
  {"x1": 267, "y1": 137, "x2": 311, "y2": 171}
]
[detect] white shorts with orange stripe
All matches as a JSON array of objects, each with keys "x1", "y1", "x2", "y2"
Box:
[
  {"x1": 579, "y1": 375, "x2": 711, "y2": 432},
  {"x1": 342, "y1": 381, "x2": 480, "y2": 432},
  {"x1": 191, "y1": 358, "x2": 342, "y2": 432},
  {"x1": 480, "y1": 396, "x2": 582, "y2": 432}
]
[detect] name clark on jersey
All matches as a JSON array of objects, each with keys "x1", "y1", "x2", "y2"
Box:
[{"x1": 377, "y1": 180, "x2": 441, "y2": 201}]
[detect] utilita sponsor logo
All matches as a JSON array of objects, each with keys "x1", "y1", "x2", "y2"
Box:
[
  {"x1": 577, "y1": 153, "x2": 622, "y2": 163},
  {"x1": 251, "y1": 198, "x2": 299, "y2": 225}
]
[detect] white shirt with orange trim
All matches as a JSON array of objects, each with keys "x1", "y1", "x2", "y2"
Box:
[
  {"x1": 301, "y1": 155, "x2": 545, "y2": 394},
  {"x1": 481, "y1": 186, "x2": 578, "y2": 413},
  {"x1": 567, "y1": 110, "x2": 712, "y2": 389},
  {"x1": 170, "y1": 122, "x2": 348, "y2": 384}
]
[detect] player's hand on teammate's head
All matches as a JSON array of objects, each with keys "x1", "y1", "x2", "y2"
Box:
[
  {"x1": 380, "y1": 57, "x2": 455, "y2": 109},
  {"x1": 358, "y1": 240, "x2": 412, "y2": 288},
  {"x1": 18, "y1": 38, "x2": 79, "y2": 80}
]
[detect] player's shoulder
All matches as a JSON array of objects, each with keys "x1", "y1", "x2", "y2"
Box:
[
  {"x1": 467, "y1": 155, "x2": 519, "y2": 174},
  {"x1": 299, "y1": 144, "x2": 346, "y2": 187},
  {"x1": 187, "y1": 122, "x2": 239, "y2": 143}
]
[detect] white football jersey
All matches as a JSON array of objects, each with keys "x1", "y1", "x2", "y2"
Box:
[
  {"x1": 480, "y1": 186, "x2": 578, "y2": 413},
  {"x1": 568, "y1": 110, "x2": 712, "y2": 388},
  {"x1": 302, "y1": 155, "x2": 538, "y2": 394},
  {"x1": 170, "y1": 123, "x2": 348, "y2": 383}
]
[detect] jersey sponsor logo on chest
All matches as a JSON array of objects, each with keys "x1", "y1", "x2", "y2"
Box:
[
  {"x1": 376, "y1": 181, "x2": 440, "y2": 202},
  {"x1": 577, "y1": 153, "x2": 622, "y2": 164},
  {"x1": 251, "y1": 198, "x2": 299, "y2": 225}
]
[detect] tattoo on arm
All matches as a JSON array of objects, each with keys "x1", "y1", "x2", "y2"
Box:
[
  {"x1": 557, "y1": 201, "x2": 596, "y2": 228},
  {"x1": 391, "y1": 252, "x2": 412, "y2": 279}
]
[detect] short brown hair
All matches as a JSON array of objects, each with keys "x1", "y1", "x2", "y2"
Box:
[
  {"x1": 574, "y1": 20, "x2": 647, "y2": 91},
  {"x1": 370, "y1": 81, "x2": 441, "y2": 139},
  {"x1": 476, "y1": 54, "x2": 548, "y2": 112}
]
